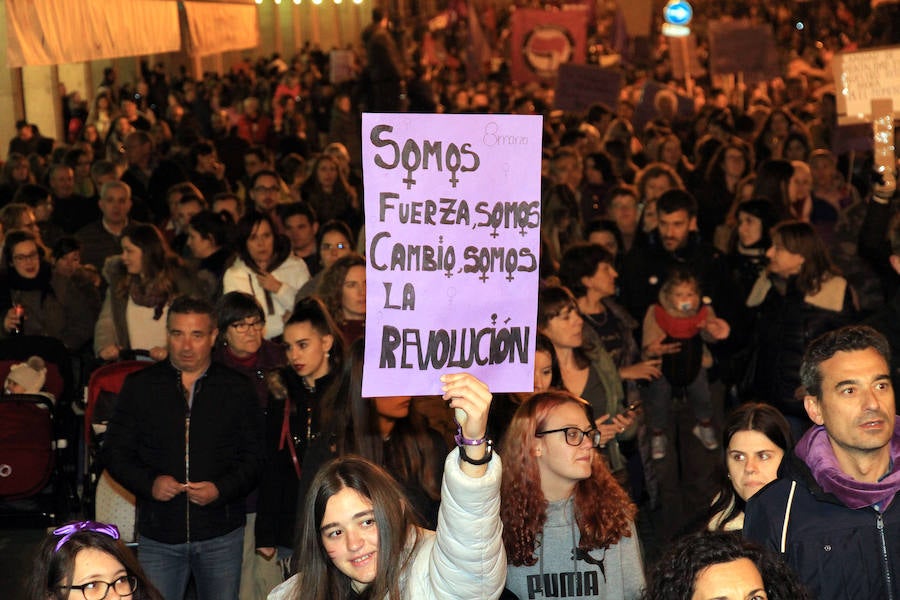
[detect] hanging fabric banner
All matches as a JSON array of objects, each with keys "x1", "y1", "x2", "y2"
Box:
[
  {"x1": 5, "y1": 0, "x2": 181, "y2": 67},
  {"x1": 182, "y1": 0, "x2": 260, "y2": 56}
]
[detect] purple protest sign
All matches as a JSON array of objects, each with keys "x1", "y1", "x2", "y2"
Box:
[{"x1": 361, "y1": 113, "x2": 543, "y2": 397}]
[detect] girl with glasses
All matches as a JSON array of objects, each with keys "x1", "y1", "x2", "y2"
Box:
[
  {"x1": 26, "y1": 520, "x2": 163, "y2": 600},
  {"x1": 500, "y1": 391, "x2": 645, "y2": 599}
]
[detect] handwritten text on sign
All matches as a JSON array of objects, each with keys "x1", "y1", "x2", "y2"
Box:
[
  {"x1": 362, "y1": 113, "x2": 543, "y2": 397},
  {"x1": 833, "y1": 45, "x2": 900, "y2": 124}
]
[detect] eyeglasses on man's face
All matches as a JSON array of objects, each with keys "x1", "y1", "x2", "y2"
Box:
[
  {"x1": 230, "y1": 319, "x2": 265, "y2": 333},
  {"x1": 252, "y1": 185, "x2": 280, "y2": 195},
  {"x1": 535, "y1": 426, "x2": 602, "y2": 448},
  {"x1": 59, "y1": 574, "x2": 138, "y2": 600}
]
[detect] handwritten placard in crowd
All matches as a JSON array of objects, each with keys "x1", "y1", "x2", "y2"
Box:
[
  {"x1": 707, "y1": 20, "x2": 779, "y2": 84},
  {"x1": 555, "y1": 64, "x2": 621, "y2": 114},
  {"x1": 833, "y1": 45, "x2": 900, "y2": 125},
  {"x1": 361, "y1": 113, "x2": 543, "y2": 397}
]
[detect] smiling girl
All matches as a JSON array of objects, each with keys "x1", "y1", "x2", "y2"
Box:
[
  {"x1": 269, "y1": 373, "x2": 504, "y2": 600},
  {"x1": 297, "y1": 339, "x2": 446, "y2": 531}
]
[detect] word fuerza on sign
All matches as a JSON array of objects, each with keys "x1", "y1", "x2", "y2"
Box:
[{"x1": 378, "y1": 193, "x2": 540, "y2": 234}]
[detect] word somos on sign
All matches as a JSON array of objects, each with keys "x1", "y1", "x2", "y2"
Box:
[{"x1": 370, "y1": 124, "x2": 481, "y2": 189}]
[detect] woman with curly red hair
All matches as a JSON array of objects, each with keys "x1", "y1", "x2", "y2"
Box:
[{"x1": 500, "y1": 390, "x2": 645, "y2": 599}]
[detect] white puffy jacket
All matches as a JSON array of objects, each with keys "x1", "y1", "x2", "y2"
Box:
[{"x1": 268, "y1": 448, "x2": 506, "y2": 600}]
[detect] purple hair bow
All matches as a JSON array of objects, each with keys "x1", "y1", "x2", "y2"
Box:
[{"x1": 52, "y1": 521, "x2": 120, "y2": 552}]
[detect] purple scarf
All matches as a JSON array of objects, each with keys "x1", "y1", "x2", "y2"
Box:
[{"x1": 796, "y1": 416, "x2": 900, "y2": 510}]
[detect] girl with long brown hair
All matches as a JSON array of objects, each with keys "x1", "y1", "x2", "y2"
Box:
[
  {"x1": 94, "y1": 223, "x2": 197, "y2": 361},
  {"x1": 269, "y1": 373, "x2": 504, "y2": 600}
]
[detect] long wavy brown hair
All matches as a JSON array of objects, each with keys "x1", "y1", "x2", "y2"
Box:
[
  {"x1": 500, "y1": 390, "x2": 636, "y2": 566},
  {"x1": 115, "y1": 224, "x2": 182, "y2": 318},
  {"x1": 317, "y1": 253, "x2": 365, "y2": 326}
]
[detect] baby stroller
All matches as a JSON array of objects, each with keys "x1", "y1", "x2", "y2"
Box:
[
  {"x1": 0, "y1": 338, "x2": 74, "y2": 526},
  {"x1": 82, "y1": 360, "x2": 150, "y2": 541}
]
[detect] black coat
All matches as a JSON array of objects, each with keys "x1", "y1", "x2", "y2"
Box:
[
  {"x1": 748, "y1": 275, "x2": 857, "y2": 417},
  {"x1": 104, "y1": 360, "x2": 261, "y2": 543},
  {"x1": 255, "y1": 368, "x2": 338, "y2": 549},
  {"x1": 865, "y1": 290, "x2": 900, "y2": 391},
  {"x1": 745, "y1": 452, "x2": 900, "y2": 600}
]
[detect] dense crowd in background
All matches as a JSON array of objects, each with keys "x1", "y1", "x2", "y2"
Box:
[{"x1": 5, "y1": 0, "x2": 900, "y2": 599}]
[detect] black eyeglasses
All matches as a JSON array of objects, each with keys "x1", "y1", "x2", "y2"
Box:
[
  {"x1": 252, "y1": 185, "x2": 280, "y2": 194},
  {"x1": 230, "y1": 319, "x2": 265, "y2": 333},
  {"x1": 59, "y1": 575, "x2": 138, "y2": 600},
  {"x1": 535, "y1": 427, "x2": 602, "y2": 448}
]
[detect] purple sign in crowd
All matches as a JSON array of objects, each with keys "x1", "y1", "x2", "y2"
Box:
[{"x1": 361, "y1": 113, "x2": 543, "y2": 396}]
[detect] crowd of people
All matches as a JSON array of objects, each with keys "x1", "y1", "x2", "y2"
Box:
[{"x1": 8, "y1": 0, "x2": 900, "y2": 599}]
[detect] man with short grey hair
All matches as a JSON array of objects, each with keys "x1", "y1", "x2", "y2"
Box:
[
  {"x1": 105, "y1": 296, "x2": 260, "y2": 600},
  {"x1": 76, "y1": 180, "x2": 137, "y2": 270},
  {"x1": 745, "y1": 325, "x2": 900, "y2": 599}
]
